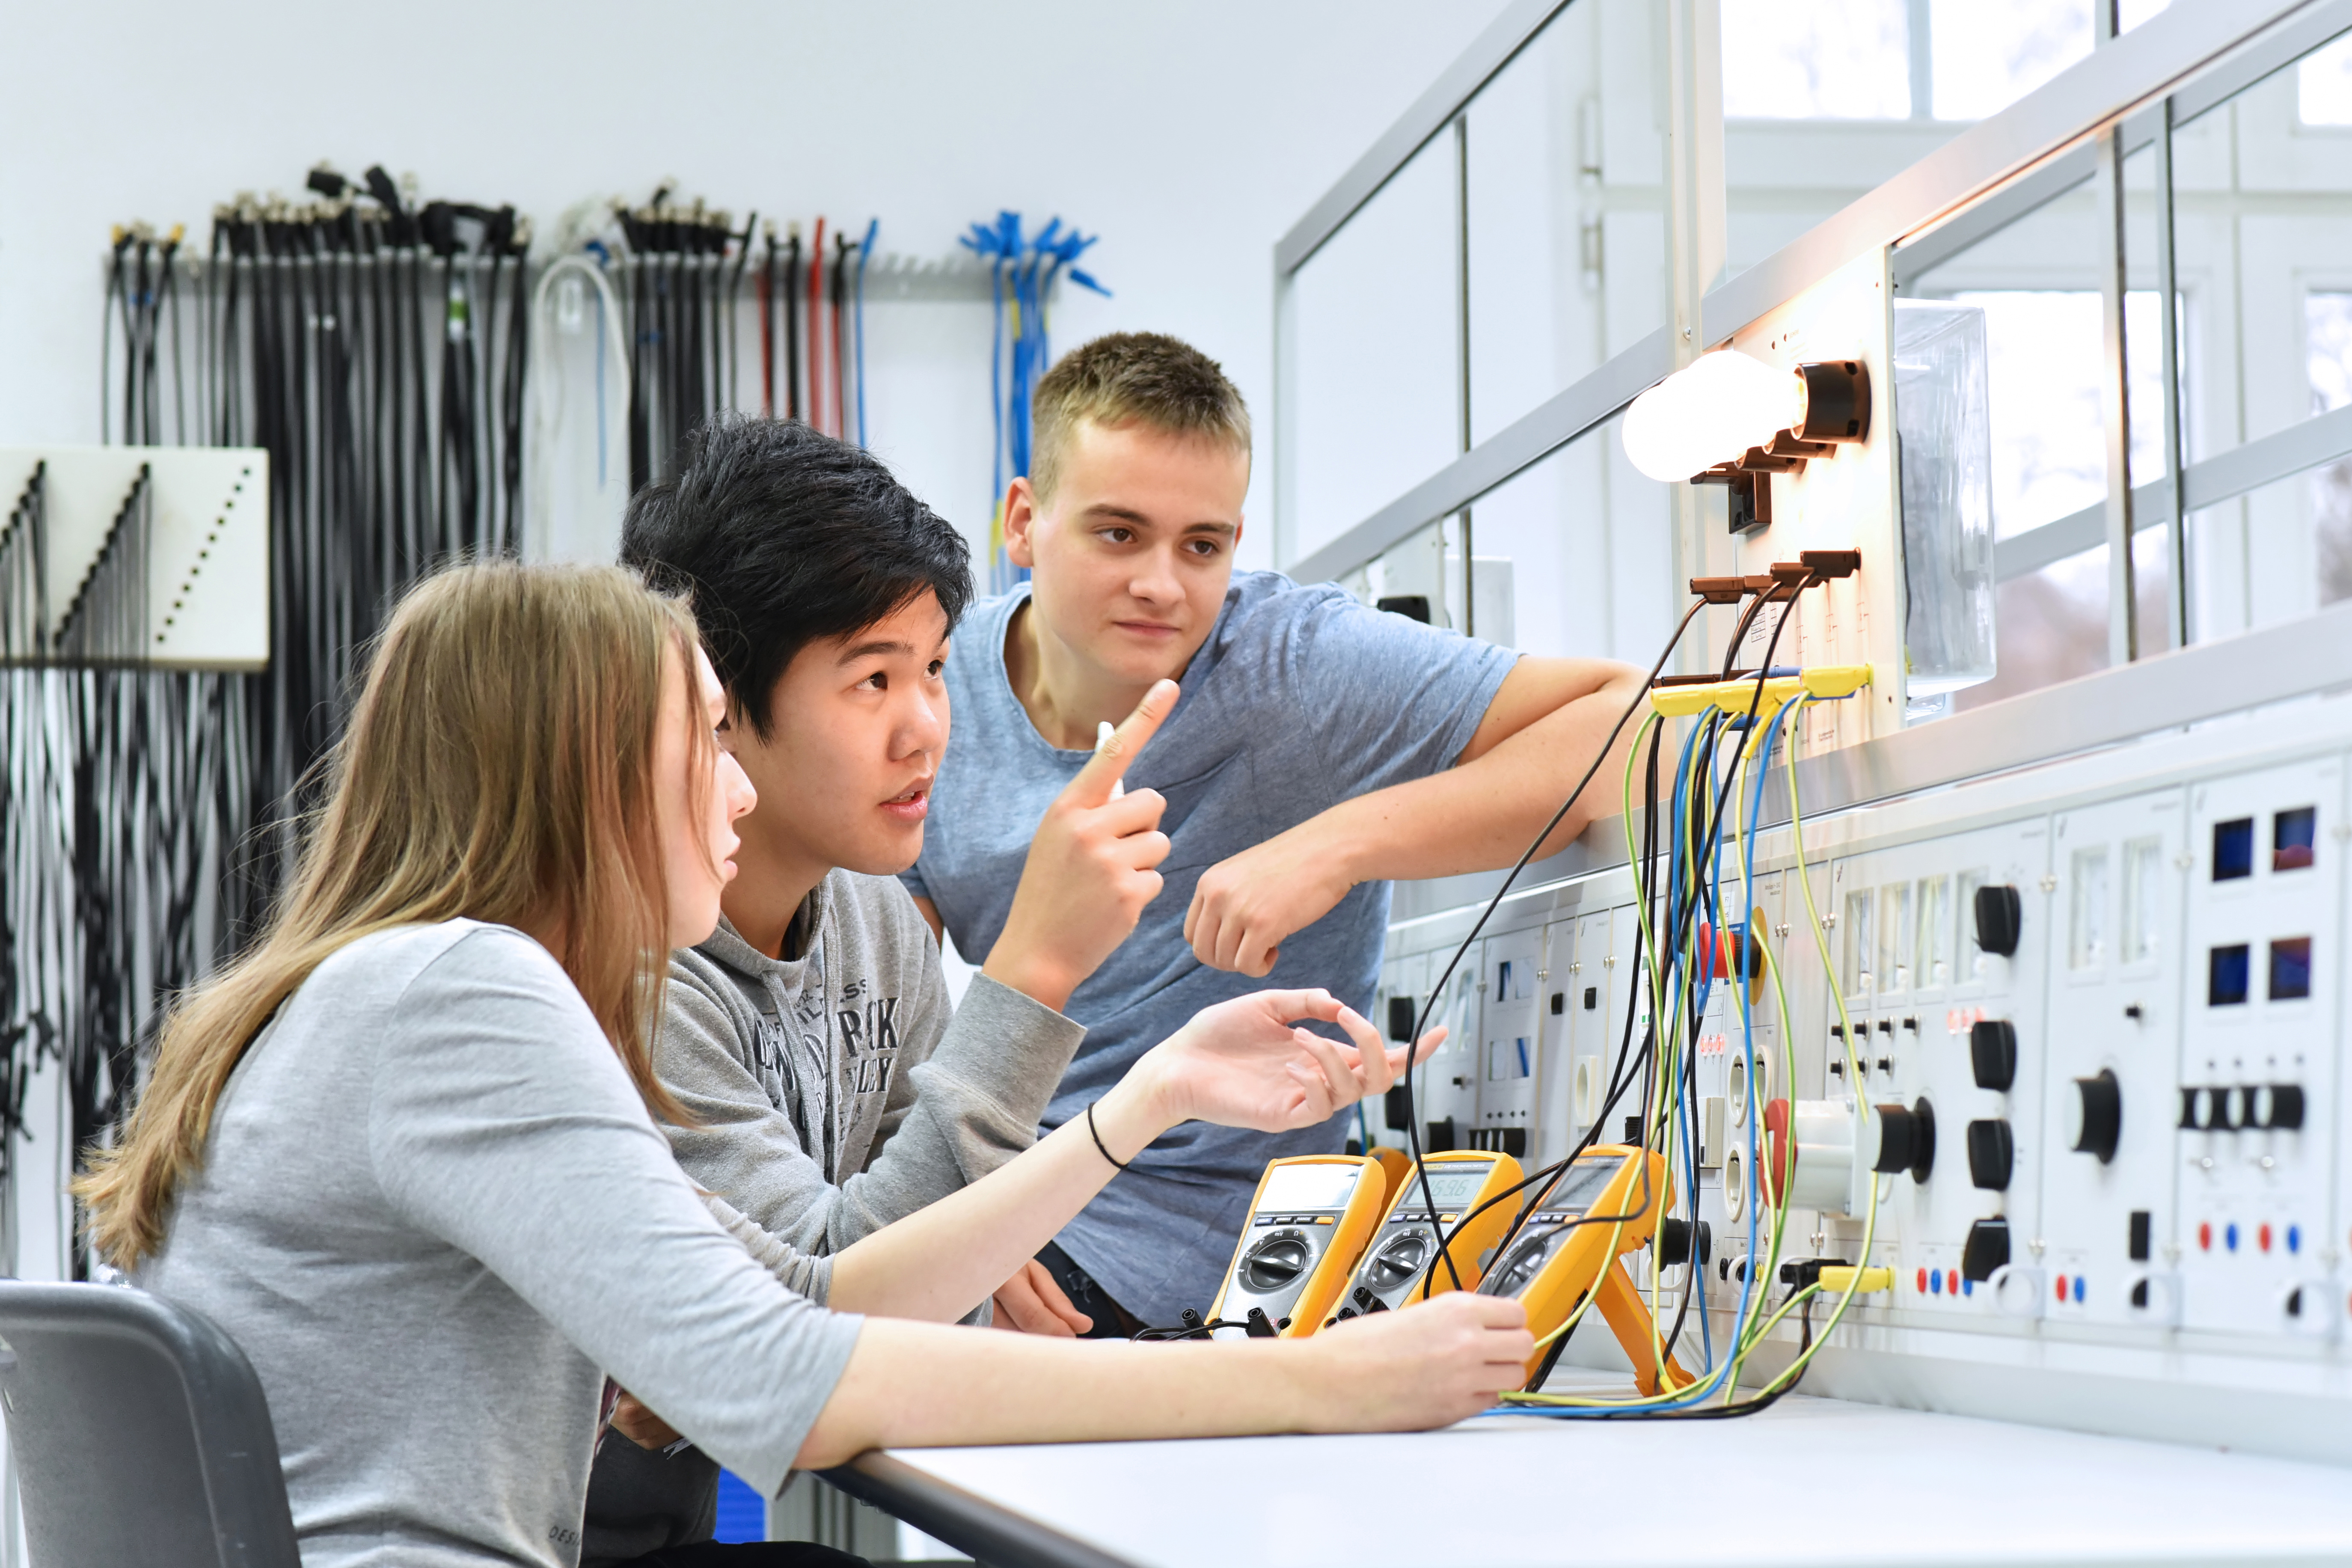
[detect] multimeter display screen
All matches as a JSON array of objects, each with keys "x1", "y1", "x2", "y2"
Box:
[
  {"x1": 1397, "y1": 1167, "x2": 1493, "y2": 1210},
  {"x1": 1256, "y1": 1163, "x2": 1364, "y2": 1212},
  {"x1": 1537, "y1": 1155, "x2": 1625, "y2": 1213}
]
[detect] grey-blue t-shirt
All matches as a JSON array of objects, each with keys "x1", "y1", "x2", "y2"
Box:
[{"x1": 902, "y1": 569, "x2": 1517, "y2": 1323}]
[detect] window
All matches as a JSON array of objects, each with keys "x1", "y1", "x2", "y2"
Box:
[
  {"x1": 2212, "y1": 817, "x2": 2255, "y2": 882},
  {"x1": 1879, "y1": 881, "x2": 1915, "y2": 993},
  {"x1": 1722, "y1": 0, "x2": 1910, "y2": 120},
  {"x1": 2274, "y1": 807, "x2": 2318, "y2": 873},
  {"x1": 1930, "y1": 0, "x2": 2091, "y2": 122},
  {"x1": 1844, "y1": 888, "x2": 1876, "y2": 995},
  {"x1": 2209, "y1": 943, "x2": 2251, "y2": 1006},
  {"x1": 1916, "y1": 875, "x2": 1953, "y2": 988},
  {"x1": 2269, "y1": 937, "x2": 2313, "y2": 1001},
  {"x1": 2300, "y1": 33, "x2": 2352, "y2": 125},
  {"x1": 2311, "y1": 294, "x2": 2352, "y2": 606},
  {"x1": 2120, "y1": 837, "x2": 2162, "y2": 965},
  {"x1": 2070, "y1": 846, "x2": 2109, "y2": 969}
]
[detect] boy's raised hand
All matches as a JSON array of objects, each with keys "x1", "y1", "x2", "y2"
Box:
[
  {"x1": 980, "y1": 680, "x2": 1179, "y2": 1013},
  {"x1": 1129, "y1": 988, "x2": 1445, "y2": 1134}
]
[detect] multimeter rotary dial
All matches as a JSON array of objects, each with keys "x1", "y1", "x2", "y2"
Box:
[
  {"x1": 1488, "y1": 1231, "x2": 1560, "y2": 1298},
  {"x1": 1366, "y1": 1231, "x2": 1431, "y2": 1292},
  {"x1": 1240, "y1": 1231, "x2": 1315, "y2": 1293}
]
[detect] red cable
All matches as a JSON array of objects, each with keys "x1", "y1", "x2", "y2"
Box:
[{"x1": 759, "y1": 242, "x2": 775, "y2": 419}]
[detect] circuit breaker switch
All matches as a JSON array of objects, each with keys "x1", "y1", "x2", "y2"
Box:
[
  {"x1": 1973, "y1": 884, "x2": 2023, "y2": 957},
  {"x1": 1969, "y1": 1019, "x2": 2018, "y2": 1092},
  {"x1": 1961, "y1": 1218, "x2": 2011, "y2": 1283},
  {"x1": 1966, "y1": 1119, "x2": 2015, "y2": 1191},
  {"x1": 2067, "y1": 1070, "x2": 2123, "y2": 1164}
]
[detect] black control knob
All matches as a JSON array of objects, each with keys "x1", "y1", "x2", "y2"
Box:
[
  {"x1": 1241, "y1": 1233, "x2": 1311, "y2": 1293},
  {"x1": 2067, "y1": 1069, "x2": 2122, "y2": 1164},
  {"x1": 1966, "y1": 1118, "x2": 2014, "y2": 1191},
  {"x1": 1961, "y1": 1217, "x2": 2011, "y2": 1283},
  {"x1": 1973, "y1": 884, "x2": 2022, "y2": 957},
  {"x1": 1969, "y1": 1019, "x2": 2017, "y2": 1092},
  {"x1": 2255, "y1": 1083, "x2": 2307, "y2": 1131},
  {"x1": 1873, "y1": 1099, "x2": 1936, "y2": 1182},
  {"x1": 2177, "y1": 1086, "x2": 2199, "y2": 1130}
]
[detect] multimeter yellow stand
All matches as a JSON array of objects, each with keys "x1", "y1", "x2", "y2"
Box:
[
  {"x1": 1342, "y1": 1151, "x2": 1525, "y2": 1316},
  {"x1": 1209, "y1": 1155, "x2": 1385, "y2": 1339},
  {"x1": 1477, "y1": 1144, "x2": 1692, "y2": 1394}
]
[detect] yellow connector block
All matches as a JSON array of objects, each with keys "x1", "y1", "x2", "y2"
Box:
[
  {"x1": 1817, "y1": 1265, "x2": 1895, "y2": 1295},
  {"x1": 1648, "y1": 665, "x2": 1873, "y2": 719}
]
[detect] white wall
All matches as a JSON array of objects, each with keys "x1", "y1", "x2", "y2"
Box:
[{"x1": 0, "y1": 0, "x2": 1517, "y2": 576}]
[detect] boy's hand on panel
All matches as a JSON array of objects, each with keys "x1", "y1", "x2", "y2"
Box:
[
  {"x1": 983, "y1": 680, "x2": 1180, "y2": 1012},
  {"x1": 989, "y1": 1258, "x2": 1094, "y2": 1337},
  {"x1": 1183, "y1": 819, "x2": 1352, "y2": 977},
  {"x1": 1129, "y1": 989, "x2": 1443, "y2": 1135}
]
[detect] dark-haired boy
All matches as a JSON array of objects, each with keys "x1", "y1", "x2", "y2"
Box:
[
  {"x1": 906, "y1": 332, "x2": 1646, "y2": 1333},
  {"x1": 584, "y1": 418, "x2": 1172, "y2": 1565}
]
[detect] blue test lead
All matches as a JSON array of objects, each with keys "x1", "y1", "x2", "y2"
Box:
[
  {"x1": 854, "y1": 218, "x2": 877, "y2": 449},
  {"x1": 960, "y1": 212, "x2": 1111, "y2": 592}
]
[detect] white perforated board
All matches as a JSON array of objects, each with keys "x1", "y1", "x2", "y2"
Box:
[{"x1": 0, "y1": 445, "x2": 269, "y2": 670}]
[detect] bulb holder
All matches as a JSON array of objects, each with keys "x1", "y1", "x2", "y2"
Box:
[
  {"x1": 1793, "y1": 359, "x2": 1871, "y2": 444},
  {"x1": 1691, "y1": 464, "x2": 1771, "y2": 534}
]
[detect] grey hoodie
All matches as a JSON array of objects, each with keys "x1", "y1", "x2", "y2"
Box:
[{"x1": 583, "y1": 868, "x2": 1085, "y2": 1564}]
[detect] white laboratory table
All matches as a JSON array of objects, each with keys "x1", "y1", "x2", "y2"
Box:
[{"x1": 824, "y1": 1393, "x2": 2352, "y2": 1568}]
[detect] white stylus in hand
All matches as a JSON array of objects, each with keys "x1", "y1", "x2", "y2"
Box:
[{"x1": 1096, "y1": 720, "x2": 1125, "y2": 799}]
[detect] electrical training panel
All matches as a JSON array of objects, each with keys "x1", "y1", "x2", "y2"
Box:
[{"x1": 1372, "y1": 692, "x2": 2352, "y2": 1461}]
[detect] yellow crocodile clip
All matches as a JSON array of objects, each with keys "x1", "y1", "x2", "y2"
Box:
[{"x1": 1648, "y1": 664, "x2": 1872, "y2": 719}]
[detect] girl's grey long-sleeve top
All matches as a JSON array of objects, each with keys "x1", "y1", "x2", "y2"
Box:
[{"x1": 141, "y1": 920, "x2": 864, "y2": 1568}]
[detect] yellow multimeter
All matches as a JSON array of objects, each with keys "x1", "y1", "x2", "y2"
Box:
[
  {"x1": 1366, "y1": 1144, "x2": 1411, "y2": 1204},
  {"x1": 1209, "y1": 1155, "x2": 1386, "y2": 1339},
  {"x1": 1476, "y1": 1144, "x2": 1691, "y2": 1394},
  {"x1": 1342, "y1": 1152, "x2": 1526, "y2": 1317}
]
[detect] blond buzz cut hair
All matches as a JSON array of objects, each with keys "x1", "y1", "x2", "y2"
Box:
[{"x1": 1029, "y1": 332, "x2": 1252, "y2": 502}]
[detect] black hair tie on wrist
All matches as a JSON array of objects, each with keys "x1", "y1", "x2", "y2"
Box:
[{"x1": 1087, "y1": 1102, "x2": 1130, "y2": 1171}]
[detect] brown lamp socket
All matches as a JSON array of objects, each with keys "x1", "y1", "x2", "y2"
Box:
[{"x1": 1793, "y1": 360, "x2": 1871, "y2": 443}]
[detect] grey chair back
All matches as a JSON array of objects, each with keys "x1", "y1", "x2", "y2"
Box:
[{"x1": 0, "y1": 1281, "x2": 299, "y2": 1568}]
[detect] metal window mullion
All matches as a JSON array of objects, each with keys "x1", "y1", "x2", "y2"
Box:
[
  {"x1": 1456, "y1": 114, "x2": 1475, "y2": 637},
  {"x1": 1906, "y1": 0, "x2": 1934, "y2": 122},
  {"x1": 2095, "y1": 124, "x2": 2139, "y2": 665},
  {"x1": 2150, "y1": 95, "x2": 2190, "y2": 651},
  {"x1": 2093, "y1": 0, "x2": 2138, "y2": 667}
]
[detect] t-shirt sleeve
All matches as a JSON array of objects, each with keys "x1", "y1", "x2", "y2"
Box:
[
  {"x1": 366, "y1": 928, "x2": 861, "y2": 1498},
  {"x1": 896, "y1": 861, "x2": 932, "y2": 903},
  {"x1": 1274, "y1": 588, "x2": 1520, "y2": 800}
]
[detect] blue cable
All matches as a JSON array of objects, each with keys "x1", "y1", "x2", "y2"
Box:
[
  {"x1": 959, "y1": 213, "x2": 1111, "y2": 592},
  {"x1": 854, "y1": 218, "x2": 877, "y2": 450},
  {"x1": 1494, "y1": 697, "x2": 1804, "y2": 1420}
]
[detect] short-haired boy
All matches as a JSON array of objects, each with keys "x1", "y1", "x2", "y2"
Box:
[
  {"x1": 587, "y1": 418, "x2": 1172, "y2": 1563},
  {"x1": 906, "y1": 333, "x2": 1643, "y2": 1332}
]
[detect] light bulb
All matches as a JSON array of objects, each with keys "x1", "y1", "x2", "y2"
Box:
[{"x1": 1620, "y1": 351, "x2": 1804, "y2": 482}]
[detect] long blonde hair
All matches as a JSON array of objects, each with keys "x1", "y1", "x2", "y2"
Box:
[{"x1": 80, "y1": 561, "x2": 704, "y2": 1268}]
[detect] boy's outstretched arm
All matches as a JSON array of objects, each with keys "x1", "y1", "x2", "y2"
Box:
[{"x1": 1183, "y1": 656, "x2": 1648, "y2": 977}]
